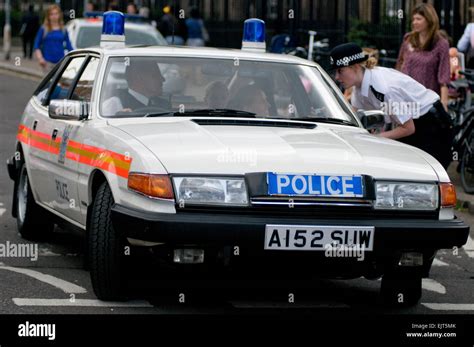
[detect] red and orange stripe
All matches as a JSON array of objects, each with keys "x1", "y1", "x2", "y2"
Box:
[{"x1": 17, "y1": 124, "x2": 132, "y2": 178}]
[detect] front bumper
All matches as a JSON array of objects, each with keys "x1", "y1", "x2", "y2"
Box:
[{"x1": 112, "y1": 204, "x2": 469, "y2": 252}]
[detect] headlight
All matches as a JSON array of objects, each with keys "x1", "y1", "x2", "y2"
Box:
[
  {"x1": 374, "y1": 182, "x2": 438, "y2": 210},
  {"x1": 173, "y1": 177, "x2": 249, "y2": 206}
]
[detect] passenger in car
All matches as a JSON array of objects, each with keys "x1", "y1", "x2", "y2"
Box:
[
  {"x1": 204, "y1": 81, "x2": 229, "y2": 109},
  {"x1": 228, "y1": 84, "x2": 270, "y2": 116}
]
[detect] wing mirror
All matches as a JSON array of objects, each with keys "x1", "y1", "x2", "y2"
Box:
[
  {"x1": 357, "y1": 110, "x2": 386, "y2": 131},
  {"x1": 49, "y1": 99, "x2": 89, "y2": 120}
]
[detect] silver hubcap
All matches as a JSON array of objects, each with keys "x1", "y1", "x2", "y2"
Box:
[{"x1": 17, "y1": 166, "x2": 28, "y2": 224}]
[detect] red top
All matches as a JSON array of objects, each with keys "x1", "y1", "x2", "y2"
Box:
[{"x1": 397, "y1": 33, "x2": 450, "y2": 95}]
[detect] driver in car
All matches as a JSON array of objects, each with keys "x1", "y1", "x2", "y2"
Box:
[{"x1": 103, "y1": 58, "x2": 170, "y2": 115}]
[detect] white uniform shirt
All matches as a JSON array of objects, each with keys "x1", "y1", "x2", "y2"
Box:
[
  {"x1": 351, "y1": 66, "x2": 439, "y2": 125},
  {"x1": 102, "y1": 88, "x2": 150, "y2": 115}
]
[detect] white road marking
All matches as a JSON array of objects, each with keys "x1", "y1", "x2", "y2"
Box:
[
  {"x1": 0, "y1": 202, "x2": 6, "y2": 217},
  {"x1": 422, "y1": 279, "x2": 446, "y2": 294},
  {"x1": 422, "y1": 303, "x2": 474, "y2": 311},
  {"x1": 432, "y1": 258, "x2": 449, "y2": 266},
  {"x1": 231, "y1": 301, "x2": 349, "y2": 308},
  {"x1": 38, "y1": 248, "x2": 61, "y2": 257},
  {"x1": 12, "y1": 298, "x2": 153, "y2": 308},
  {"x1": 0, "y1": 265, "x2": 86, "y2": 294},
  {"x1": 463, "y1": 235, "x2": 474, "y2": 258}
]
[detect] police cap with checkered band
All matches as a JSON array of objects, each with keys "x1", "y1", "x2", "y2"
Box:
[{"x1": 329, "y1": 43, "x2": 368, "y2": 69}]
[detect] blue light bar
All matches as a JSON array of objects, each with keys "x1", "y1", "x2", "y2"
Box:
[
  {"x1": 243, "y1": 18, "x2": 265, "y2": 43},
  {"x1": 84, "y1": 11, "x2": 104, "y2": 18},
  {"x1": 102, "y1": 11, "x2": 125, "y2": 35}
]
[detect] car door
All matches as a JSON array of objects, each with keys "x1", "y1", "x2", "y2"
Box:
[
  {"x1": 47, "y1": 55, "x2": 101, "y2": 223},
  {"x1": 24, "y1": 64, "x2": 63, "y2": 207},
  {"x1": 32, "y1": 55, "x2": 87, "y2": 222}
]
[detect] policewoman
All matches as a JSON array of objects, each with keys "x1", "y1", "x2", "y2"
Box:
[{"x1": 330, "y1": 43, "x2": 453, "y2": 169}]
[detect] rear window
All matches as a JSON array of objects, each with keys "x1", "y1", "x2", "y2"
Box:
[{"x1": 75, "y1": 26, "x2": 166, "y2": 48}]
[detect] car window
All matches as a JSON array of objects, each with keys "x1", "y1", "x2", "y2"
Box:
[
  {"x1": 34, "y1": 64, "x2": 61, "y2": 104},
  {"x1": 70, "y1": 57, "x2": 100, "y2": 102},
  {"x1": 49, "y1": 56, "x2": 86, "y2": 102},
  {"x1": 99, "y1": 56, "x2": 357, "y2": 125},
  {"x1": 75, "y1": 26, "x2": 166, "y2": 48}
]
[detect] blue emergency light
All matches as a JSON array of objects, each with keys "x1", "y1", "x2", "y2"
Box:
[
  {"x1": 102, "y1": 11, "x2": 125, "y2": 35},
  {"x1": 100, "y1": 11, "x2": 125, "y2": 48},
  {"x1": 242, "y1": 18, "x2": 266, "y2": 52}
]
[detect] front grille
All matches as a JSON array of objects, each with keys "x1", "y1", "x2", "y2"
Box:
[{"x1": 177, "y1": 202, "x2": 439, "y2": 220}]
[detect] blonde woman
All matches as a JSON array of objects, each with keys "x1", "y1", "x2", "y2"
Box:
[
  {"x1": 331, "y1": 42, "x2": 452, "y2": 168},
  {"x1": 33, "y1": 4, "x2": 73, "y2": 71},
  {"x1": 343, "y1": 47, "x2": 379, "y2": 102}
]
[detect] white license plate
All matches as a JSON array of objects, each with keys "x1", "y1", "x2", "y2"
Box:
[{"x1": 264, "y1": 225, "x2": 374, "y2": 251}]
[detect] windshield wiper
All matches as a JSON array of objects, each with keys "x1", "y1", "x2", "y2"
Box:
[
  {"x1": 144, "y1": 111, "x2": 174, "y2": 118},
  {"x1": 144, "y1": 109, "x2": 257, "y2": 118},
  {"x1": 298, "y1": 117, "x2": 358, "y2": 127},
  {"x1": 174, "y1": 109, "x2": 257, "y2": 117}
]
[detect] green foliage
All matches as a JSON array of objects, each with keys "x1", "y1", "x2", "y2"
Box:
[
  {"x1": 347, "y1": 17, "x2": 369, "y2": 47},
  {"x1": 347, "y1": 16, "x2": 403, "y2": 51}
]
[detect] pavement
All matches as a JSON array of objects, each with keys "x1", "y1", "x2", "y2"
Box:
[{"x1": 0, "y1": 47, "x2": 45, "y2": 79}]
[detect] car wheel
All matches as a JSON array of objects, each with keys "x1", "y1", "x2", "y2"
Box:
[
  {"x1": 381, "y1": 270, "x2": 422, "y2": 307},
  {"x1": 15, "y1": 162, "x2": 54, "y2": 240},
  {"x1": 89, "y1": 182, "x2": 128, "y2": 301}
]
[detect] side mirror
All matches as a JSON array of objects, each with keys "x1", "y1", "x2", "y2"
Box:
[
  {"x1": 49, "y1": 99, "x2": 89, "y2": 120},
  {"x1": 357, "y1": 110, "x2": 386, "y2": 131}
]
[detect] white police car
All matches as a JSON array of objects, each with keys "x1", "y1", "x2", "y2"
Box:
[
  {"x1": 66, "y1": 12, "x2": 167, "y2": 49},
  {"x1": 6, "y1": 13, "x2": 469, "y2": 305}
]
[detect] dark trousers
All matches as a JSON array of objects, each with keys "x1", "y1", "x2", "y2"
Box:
[
  {"x1": 399, "y1": 101, "x2": 453, "y2": 169},
  {"x1": 22, "y1": 35, "x2": 35, "y2": 59}
]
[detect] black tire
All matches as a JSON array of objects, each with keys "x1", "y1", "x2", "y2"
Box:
[
  {"x1": 381, "y1": 270, "x2": 422, "y2": 307},
  {"x1": 88, "y1": 182, "x2": 128, "y2": 301},
  {"x1": 15, "y1": 162, "x2": 54, "y2": 240},
  {"x1": 461, "y1": 132, "x2": 474, "y2": 193}
]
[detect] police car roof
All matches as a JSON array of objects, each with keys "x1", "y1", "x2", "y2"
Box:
[{"x1": 77, "y1": 45, "x2": 319, "y2": 66}]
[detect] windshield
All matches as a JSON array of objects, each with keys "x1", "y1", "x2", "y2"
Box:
[
  {"x1": 76, "y1": 26, "x2": 166, "y2": 48},
  {"x1": 99, "y1": 56, "x2": 357, "y2": 124}
]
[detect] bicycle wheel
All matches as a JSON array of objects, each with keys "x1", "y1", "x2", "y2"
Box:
[{"x1": 460, "y1": 130, "x2": 474, "y2": 193}]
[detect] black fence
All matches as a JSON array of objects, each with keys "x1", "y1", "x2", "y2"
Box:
[{"x1": 4, "y1": 0, "x2": 474, "y2": 61}]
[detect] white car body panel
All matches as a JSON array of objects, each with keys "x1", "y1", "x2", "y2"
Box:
[{"x1": 109, "y1": 118, "x2": 439, "y2": 181}]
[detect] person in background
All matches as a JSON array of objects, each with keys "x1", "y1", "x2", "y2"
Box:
[
  {"x1": 158, "y1": 5, "x2": 187, "y2": 45},
  {"x1": 449, "y1": 47, "x2": 461, "y2": 80},
  {"x1": 107, "y1": 2, "x2": 120, "y2": 11},
  {"x1": 33, "y1": 4, "x2": 73, "y2": 71},
  {"x1": 85, "y1": 2, "x2": 96, "y2": 12},
  {"x1": 456, "y1": 8, "x2": 474, "y2": 68},
  {"x1": 396, "y1": 3, "x2": 450, "y2": 111},
  {"x1": 20, "y1": 4, "x2": 40, "y2": 59},
  {"x1": 185, "y1": 8, "x2": 209, "y2": 47},
  {"x1": 126, "y1": 2, "x2": 138, "y2": 15}
]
